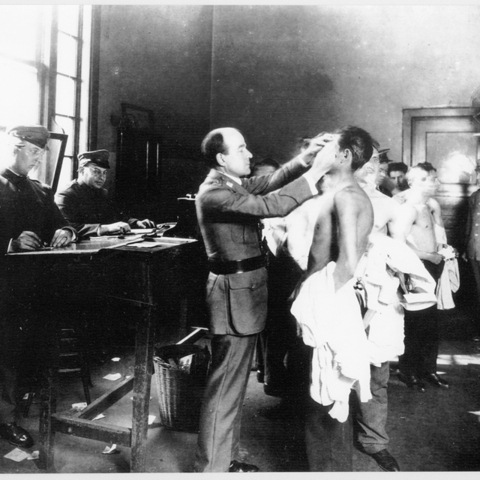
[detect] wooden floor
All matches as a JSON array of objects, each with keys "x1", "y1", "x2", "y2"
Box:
[{"x1": 0, "y1": 306, "x2": 479, "y2": 474}]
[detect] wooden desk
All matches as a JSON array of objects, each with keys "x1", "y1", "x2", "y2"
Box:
[{"x1": 6, "y1": 235, "x2": 205, "y2": 472}]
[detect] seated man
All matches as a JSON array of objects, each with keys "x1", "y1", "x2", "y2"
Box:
[
  {"x1": 0, "y1": 125, "x2": 77, "y2": 449},
  {"x1": 55, "y1": 149, "x2": 155, "y2": 238}
]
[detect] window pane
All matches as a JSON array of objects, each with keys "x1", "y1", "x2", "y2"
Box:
[
  {"x1": 58, "y1": 5, "x2": 79, "y2": 37},
  {"x1": 57, "y1": 32, "x2": 78, "y2": 77},
  {"x1": 0, "y1": 5, "x2": 40, "y2": 61},
  {"x1": 0, "y1": 58, "x2": 38, "y2": 126},
  {"x1": 54, "y1": 115, "x2": 74, "y2": 157},
  {"x1": 56, "y1": 74, "x2": 76, "y2": 117},
  {"x1": 57, "y1": 156, "x2": 73, "y2": 193}
]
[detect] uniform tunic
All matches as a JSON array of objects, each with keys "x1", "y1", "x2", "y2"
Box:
[
  {"x1": 55, "y1": 180, "x2": 139, "y2": 238},
  {"x1": 194, "y1": 157, "x2": 316, "y2": 472}
]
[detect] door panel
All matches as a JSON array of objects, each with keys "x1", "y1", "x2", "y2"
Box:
[{"x1": 403, "y1": 107, "x2": 479, "y2": 249}]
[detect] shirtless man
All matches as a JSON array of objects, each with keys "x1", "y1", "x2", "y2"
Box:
[
  {"x1": 393, "y1": 164, "x2": 448, "y2": 390},
  {"x1": 350, "y1": 147, "x2": 406, "y2": 472},
  {"x1": 291, "y1": 125, "x2": 375, "y2": 471}
]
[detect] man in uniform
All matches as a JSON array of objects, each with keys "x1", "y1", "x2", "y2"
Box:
[
  {"x1": 55, "y1": 149, "x2": 155, "y2": 239},
  {"x1": 0, "y1": 125, "x2": 77, "y2": 448},
  {"x1": 193, "y1": 127, "x2": 334, "y2": 472}
]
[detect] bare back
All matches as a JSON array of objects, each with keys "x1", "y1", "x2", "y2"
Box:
[{"x1": 307, "y1": 180, "x2": 374, "y2": 291}]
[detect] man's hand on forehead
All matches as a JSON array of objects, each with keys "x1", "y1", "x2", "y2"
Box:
[{"x1": 300, "y1": 133, "x2": 335, "y2": 164}]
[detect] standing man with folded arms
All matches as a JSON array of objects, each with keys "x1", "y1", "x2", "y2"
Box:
[{"x1": 193, "y1": 127, "x2": 334, "y2": 473}]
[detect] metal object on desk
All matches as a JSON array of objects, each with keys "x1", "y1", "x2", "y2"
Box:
[{"x1": 6, "y1": 235, "x2": 206, "y2": 473}]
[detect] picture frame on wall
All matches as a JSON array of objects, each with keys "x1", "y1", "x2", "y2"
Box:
[{"x1": 121, "y1": 103, "x2": 155, "y2": 132}]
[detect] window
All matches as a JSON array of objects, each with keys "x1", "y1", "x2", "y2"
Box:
[{"x1": 0, "y1": 5, "x2": 92, "y2": 192}]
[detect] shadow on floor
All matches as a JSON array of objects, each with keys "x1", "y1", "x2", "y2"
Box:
[{"x1": 1, "y1": 307, "x2": 480, "y2": 473}]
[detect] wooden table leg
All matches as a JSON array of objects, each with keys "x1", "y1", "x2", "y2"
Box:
[
  {"x1": 37, "y1": 367, "x2": 58, "y2": 472},
  {"x1": 130, "y1": 303, "x2": 155, "y2": 472}
]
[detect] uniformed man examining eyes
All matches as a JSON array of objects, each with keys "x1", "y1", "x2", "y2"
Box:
[{"x1": 55, "y1": 149, "x2": 156, "y2": 239}]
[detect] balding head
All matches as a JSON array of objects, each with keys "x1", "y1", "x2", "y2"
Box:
[{"x1": 201, "y1": 127, "x2": 241, "y2": 168}]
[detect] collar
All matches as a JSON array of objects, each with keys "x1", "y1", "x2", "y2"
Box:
[
  {"x1": 221, "y1": 172, "x2": 242, "y2": 185},
  {"x1": 207, "y1": 169, "x2": 243, "y2": 187},
  {"x1": 1, "y1": 168, "x2": 29, "y2": 186}
]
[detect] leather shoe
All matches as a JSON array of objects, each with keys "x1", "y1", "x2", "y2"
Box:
[
  {"x1": 263, "y1": 383, "x2": 285, "y2": 397},
  {"x1": 368, "y1": 449, "x2": 400, "y2": 472},
  {"x1": 422, "y1": 373, "x2": 449, "y2": 388},
  {"x1": 229, "y1": 460, "x2": 260, "y2": 472},
  {"x1": 0, "y1": 423, "x2": 34, "y2": 448},
  {"x1": 397, "y1": 372, "x2": 426, "y2": 391}
]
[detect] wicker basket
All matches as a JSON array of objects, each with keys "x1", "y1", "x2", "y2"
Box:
[{"x1": 153, "y1": 343, "x2": 210, "y2": 433}]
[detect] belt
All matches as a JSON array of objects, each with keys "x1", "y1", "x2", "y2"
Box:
[{"x1": 208, "y1": 255, "x2": 267, "y2": 275}]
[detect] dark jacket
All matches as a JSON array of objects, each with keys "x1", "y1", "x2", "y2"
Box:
[
  {"x1": 55, "y1": 180, "x2": 139, "y2": 238},
  {"x1": 0, "y1": 168, "x2": 70, "y2": 254}
]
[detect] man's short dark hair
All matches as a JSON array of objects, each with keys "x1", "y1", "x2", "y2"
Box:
[
  {"x1": 388, "y1": 162, "x2": 408, "y2": 175},
  {"x1": 335, "y1": 125, "x2": 374, "y2": 172},
  {"x1": 251, "y1": 157, "x2": 280, "y2": 175},
  {"x1": 416, "y1": 161, "x2": 437, "y2": 173},
  {"x1": 201, "y1": 128, "x2": 240, "y2": 168}
]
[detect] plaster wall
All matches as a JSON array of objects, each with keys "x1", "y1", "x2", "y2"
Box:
[{"x1": 210, "y1": 5, "x2": 480, "y2": 163}]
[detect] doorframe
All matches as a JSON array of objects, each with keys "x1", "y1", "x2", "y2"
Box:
[{"x1": 402, "y1": 106, "x2": 478, "y2": 166}]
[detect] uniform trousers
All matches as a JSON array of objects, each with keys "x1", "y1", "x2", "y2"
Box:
[{"x1": 194, "y1": 333, "x2": 257, "y2": 472}]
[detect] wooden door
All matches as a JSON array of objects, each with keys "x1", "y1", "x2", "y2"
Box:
[{"x1": 403, "y1": 107, "x2": 479, "y2": 249}]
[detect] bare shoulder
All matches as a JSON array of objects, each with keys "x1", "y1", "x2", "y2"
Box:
[
  {"x1": 334, "y1": 183, "x2": 370, "y2": 209},
  {"x1": 426, "y1": 196, "x2": 441, "y2": 210}
]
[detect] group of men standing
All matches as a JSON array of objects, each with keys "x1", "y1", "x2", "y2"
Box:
[
  {"x1": 193, "y1": 124, "x2": 458, "y2": 473},
  {"x1": 0, "y1": 120, "x2": 471, "y2": 472}
]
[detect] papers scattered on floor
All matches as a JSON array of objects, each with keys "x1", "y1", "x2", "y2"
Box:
[
  {"x1": 27, "y1": 451, "x2": 39, "y2": 460},
  {"x1": 4, "y1": 448, "x2": 31, "y2": 462},
  {"x1": 92, "y1": 413, "x2": 106, "y2": 421},
  {"x1": 111, "y1": 357, "x2": 120, "y2": 362},
  {"x1": 72, "y1": 402, "x2": 88, "y2": 411},
  {"x1": 102, "y1": 444, "x2": 119, "y2": 455},
  {"x1": 103, "y1": 373, "x2": 122, "y2": 381}
]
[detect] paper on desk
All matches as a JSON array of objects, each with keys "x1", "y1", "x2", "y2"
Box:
[
  {"x1": 92, "y1": 413, "x2": 106, "y2": 421},
  {"x1": 131, "y1": 228, "x2": 156, "y2": 235},
  {"x1": 103, "y1": 373, "x2": 122, "y2": 381},
  {"x1": 124, "y1": 242, "x2": 160, "y2": 248},
  {"x1": 148, "y1": 415, "x2": 156, "y2": 425},
  {"x1": 72, "y1": 402, "x2": 88, "y2": 411},
  {"x1": 4, "y1": 448, "x2": 30, "y2": 462}
]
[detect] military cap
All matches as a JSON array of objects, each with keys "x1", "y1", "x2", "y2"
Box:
[
  {"x1": 7, "y1": 125, "x2": 50, "y2": 149},
  {"x1": 78, "y1": 149, "x2": 110, "y2": 169}
]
